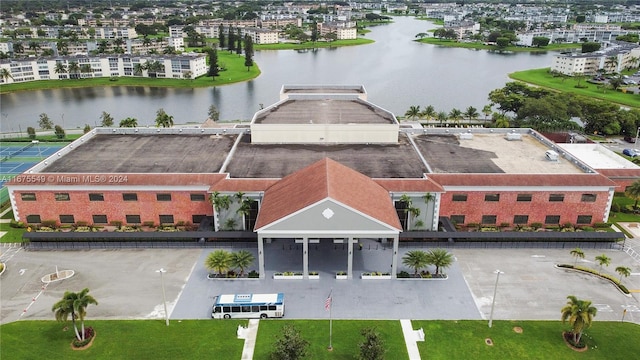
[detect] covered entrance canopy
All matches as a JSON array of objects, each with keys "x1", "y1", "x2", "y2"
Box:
[{"x1": 254, "y1": 158, "x2": 402, "y2": 279}]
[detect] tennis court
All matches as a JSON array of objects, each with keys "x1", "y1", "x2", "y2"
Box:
[{"x1": 0, "y1": 143, "x2": 65, "y2": 204}]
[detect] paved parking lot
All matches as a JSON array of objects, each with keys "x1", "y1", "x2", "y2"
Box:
[{"x1": 1, "y1": 239, "x2": 639, "y2": 325}]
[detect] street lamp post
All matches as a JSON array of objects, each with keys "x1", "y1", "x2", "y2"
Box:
[
  {"x1": 635, "y1": 127, "x2": 640, "y2": 146},
  {"x1": 156, "y1": 268, "x2": 169, "y2": 326},
  {"x1": 488, "y1": 269, "x2": 504, "y2": 328}
]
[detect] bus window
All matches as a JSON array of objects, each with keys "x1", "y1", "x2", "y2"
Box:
[
  {"x1": 268, "y1": 305, "x2": 276, "y2": 311},
  {"x1": 213, "y1": 306, "x2": 221, "y2": 313},
  {"x1": 260, "y1": 305, "x2": 267, "y2": 311},
  {"x1": 223, "y1": 306, "x2": 231, "y2": 312},
  {"x1": 252, "y1": 306, "x2": 260, "y2": 312},
  {"x1": 231, "y1": 306, "x2": 241, "y2": 313},
  {"x1": 242, "y1": 306, "x2": 251, "y2": 312}
]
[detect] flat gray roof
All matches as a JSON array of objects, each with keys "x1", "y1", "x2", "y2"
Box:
[
  {"x1": 42, "y1": 134, "x2": 235, "y2": 173},
  {"x1": 224, "y1": 133, "x2": 427, "y2": 178},
  {"x1": 253, "y1": 99, "x2": 395, "y2": 125}
]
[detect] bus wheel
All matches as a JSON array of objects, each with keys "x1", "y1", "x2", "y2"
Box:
[
  {"x1": 224, "y1": 314, "x2": 231, "y2": 319},
  {"x1": 260, "y1": 314, "x2": 268, "y2": 319}
]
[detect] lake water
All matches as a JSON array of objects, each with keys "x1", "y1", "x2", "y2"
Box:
[{"x1": 0, "y1": 17, "x2": 557, "y2": 133}]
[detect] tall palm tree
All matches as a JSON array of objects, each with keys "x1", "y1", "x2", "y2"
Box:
[
  {"x1": 561, "y1": 295, "x2": 597, "y2": 345},
  {"x1": 427, "y1": 249, "x2": 454, "y2": 275},
  {"x1": 570, "y1": 248, "x2": 584, "y2": 266},
  {"x1": 210, "y1": 191, "x2": 232, "y2": 212},
  {"x1": 594, "y1": 254, "x2": 611, "y2": 274},
  {"x1": 605, "y1": 56, "x2": 618, "y2": 73},
  {"x1": 67, "y1": 61, "x2": 80, "y2": 79},
  {"x1": 13, "y1": 41, "x2": 24, "y2": 54},
  {"x1": 230, "y1": 250, "x2": 255, "y2": 276},
  {"x1": 205, "y1": 249, "x2": 231, "y2": 275},
  {"x1": 73, "y1": 288, "x2": 98, "y2": 341},
  {"x1": 420, "y1": 105, "x2": 436, "y2": 120},
  {"x1": 404, "y1": 105, "x2": 421, "y2": 121},
  {"x1": 54, "y1": 62, "x2": 67, "y2": 75},
  {"x1": 448, "y1": 108, "x2": 463, "y2": 125},
  {"x1": 0, "y1": 68, "x2": 13, "y2": 82},
  {"x1": 119, "y1": 117, "x2": 138, "y2": 127},
  {"x1": 155, "y1": 108, "x2": 174, "y2": 128},
  {"x1": 482, "y1": 104, "x2": 493, "y2": 120},
  {"x1": 464, "y1": 106, "x2": 479, "y2": 120},
  {"x1": 436, "y1": 111, "x2": 448, "y2": 126},
  {"x1": 615, "y1": 266, "x2": 631, "y2": 283},
  {"x1": 625, "y1": 179, "x2": 640, "y2": 209},
  {"x1": 402, "y1": 250, "x2": 430, "y2": 275},
  {"x1": 52, "y1": 291, "x2": 82, "y2": 341},
  {"x1": 133, "y1": 62, "x2": 146, "y2": 76},
  {"x1": 28, "y1": 41, "x2": 40, "y2": 56},
  {"x1": 79, "y1": 64, "x2": 92, "y2": 78}
]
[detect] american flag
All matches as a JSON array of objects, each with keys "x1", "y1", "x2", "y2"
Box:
[{"x1": 324, "y1": 291, "x2": 332, "y2": 311}]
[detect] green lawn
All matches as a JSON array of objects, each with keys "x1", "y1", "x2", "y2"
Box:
[
  {"x1": 509, "y1": 68, "x2": 639, "y2": 109},
  {"x1": 254, "y1": 38, "x2": 374, "y2": 51},
  {"x1": 415, "y1": 320, "x2": 640, "y2": 360},
  {"x1": 0, "y1": 51, "x2": 260, "y2": 94},
  {"x1": 1, "y1": 320, "x2": 638, "y2": 359},
  {"x1": 416, "y1": 38, "x2": 580, "y2": 53},
  {"x1": 0, "y1": 220, "x2": 25, "y2": 243},
  {"x1": 253, "y1": 320, "x2": 407, "y2": 359}
]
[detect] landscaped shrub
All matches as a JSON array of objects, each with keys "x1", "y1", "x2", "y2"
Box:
[
  {"x1": 531, "y1": 222, "x2": 543, "y2": 230},
  {"x1": 9, "y1": 220, "x2": 25, "y2": 228},
  {"x1": 397, "y1": 271, "x2": 410, "y2": 278},
  {"x1": 142, "y1": 221, "x2": 155, "y2": 227},
  {"x1": 580, "y1": 226, "x2": 594, "y2": 232},
  {"x1": 27, "y1": 127, "x2": 36, "y2": 139},
  {"x1": 594, "y1": 222, "x2": 611, "y2": 229},
  {"x1": 611, "y1": 203, "x2": 621, "y2": 212},
  {"x1": 41, "y1": 220, "x2": 57, "y2": 228},
  {"x1": 248, "y1": 270, "x2": 259, "y2": 278},
  {"x1": 109, "y1": 220, "x2": 123, "y2": 228},
  {"x1": 545, "y1": 225, "x2": 560, "y2": 231}
]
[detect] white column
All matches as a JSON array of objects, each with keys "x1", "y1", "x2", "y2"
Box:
[
  {"x1": 347, "y1": 237, "x2": 354, "y2": 279},
  {"x1": 391, "y1": 235, "x2": 399, "y2": 280},
  {"x1": 303, "y1": 237, "x2": 309, "y2": 279},
  {"x1": 257, "y1": 235, "x2": 265, "y2": 279}
]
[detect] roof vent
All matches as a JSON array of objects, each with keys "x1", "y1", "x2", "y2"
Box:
[{"x1": 505, "y1": 133, "x2": 522, "y2": 141}]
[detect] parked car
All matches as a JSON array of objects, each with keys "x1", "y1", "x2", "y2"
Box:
[
  {"x1": 624, "y1": 136, "x2": 636, "y2": 143},
  {"x1": 623, "y1": 149, "x2": 639, "y2": 157}
]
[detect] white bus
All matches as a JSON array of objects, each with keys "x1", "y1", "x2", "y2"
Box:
[{"x1": 211, "y1": 293, "x2": 285, "y2": 319}]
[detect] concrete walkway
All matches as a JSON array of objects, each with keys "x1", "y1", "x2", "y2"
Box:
[
  {"x1": 400, "y1": 319, "x2": 423, "y2": 360},
  {"x1": 0, "y1": 207, "x2": 11, "y2": 239},
  {"x1": 238, "y1": 319, "x2": 260, "y2": 360}
]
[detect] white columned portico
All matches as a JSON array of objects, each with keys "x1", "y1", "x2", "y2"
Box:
[
  {"x1": 302, "y1": 237, "x2": 309, "y2": 279},
  {"x1": 258, "y1": 235, "x2": 265, "y2": 279},
  {"x1": 347, "y1": 236, "x2": 354, "y2": 279},
  {"x1": 390, "y1": 235, "x2": 399, "y2": 279}
]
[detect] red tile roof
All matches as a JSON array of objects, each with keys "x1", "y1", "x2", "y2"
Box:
[
  {"x1": 210, "y1": 178, "x2": 280, "y2": 192},
  {"x1": 255, "y1": 158, "x2": 402, "y2": 231},
  {"x1": 595, "y1": 169, "x2": 640, "y2": 179},
  {"x1": 6, "y1": 173, "x2": 227, "y2": 187},
  {"x1": 374, "y1": 178, "x2": 444, "y2": 193},
  {"x1": 428, "y1": 173, "x2": 616, "y2": 187}
]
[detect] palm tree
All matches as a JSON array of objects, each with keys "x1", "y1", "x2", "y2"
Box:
[
  {"x1": 436, "y1": 111, "x2": 448, "y2": 126},
  {"x1": 155, "y1": 108, "x2": 174, "y2": 128},
  {"x1": 420, "y1": 105, "x2": 436, "y2": 120},
  {"x1": 230, "y1": 250, "x2": 255, "y2": 276},
  {"x1": 79, "y1": 64, "x2": 92, "y2": 78},
  {"x1": 28, "y1": 41, "x2": 40, "y2": 56},
  {"x1": 119, "y1": 117, "x2": 138, "y2": 127},
  {"x1": 73, "y1": 288, "x2": 98, "y2": 341},
  {"x1": 205, "y1": 249, "x2": 231, "y2": 275},
  {"x1": 404, "y1": 105, "x2": 421, "y2": 121},
  {"x1": 133, "y1": 62, "x2": 146, "y2": 76},
  {"x1": 67, "y1": 61, "x2": 80, "y2": 79},
  {"x1": 0, "y1": 68, "x2": 13, "y2": 82},
  {"x1": 605, "y1": 56, "x2": 618, "y2": 73},
  {"x1": 492, "y1": 113, "x2": 510, "y2": 128},
  {"x1": 13, "y1": 41, "x2": 24, "y2": 54},
  {"x1": 448, "y1": 108, "x2": 463, "y2": 125},
  {"x1": 625, "y1": 179, "x2": 640, "y2": 209},
  {"x1": 427, "y1": 249, "x2": 454, "y2": 275},
  {"x1": 402, "y1": 250, "x2": 430, "y2": 275},
  {"x1": 561, "y1": 295, "x2": 597, "y2": 345},
  {"x1": 570, "y1": 248, "x2": 584, "y2": 266},
  {"x1": 594, "y1": 254, "x2": 611, "y2": 274},
  {"x1": 52, "y1": 291, "x2": 82, "y2": 341},
  {"x1": 615, "y1": 266, "x2": 631, "y2": 283},
  {"x1": 464, "y1": 106, "x2": 479, "y2": 120},
  {"x1": 210, "y1": 191, "x2": 232, "y2": 212},
  {"x1": 54, "y1": 62, "x2": 67, "y2": 75},
  {"x1": 482, "y1": 104, "x2": 493, "y2": 120}
]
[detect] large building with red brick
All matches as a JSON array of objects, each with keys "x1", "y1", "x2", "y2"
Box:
[{"x1": 7, "y1": 85, "x2": 640, "y2": 235}]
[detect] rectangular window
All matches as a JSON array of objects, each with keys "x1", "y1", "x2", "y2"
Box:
[
  {"x1": 156, "y1": 193, "x2": 172, "y2": 201},
  {"x1": 55, "y1": 193, "x2": 70, "y2": 201},
  {"x1": 92, "y1": 215, "x2": 108, "y2": 224},
  {"x1": 159, "y1": 214, "x2": 174, "y2": 224},
  {"x1": 192, "y1": 214, "x2": 206, "y2": 224},
  {"x1": 21, "y1": 193, "x2": 37, "y2": 201},
  {"x1": 89, "y1": 193, "x2": 104, "y2": 201},
  {"x1": 126, "y1": 215, "x2": 141, "y2": 224},
  {"x1": 481, "y1": 215, "x2": 497, "y2": 225},
  {"x1": 26, "y1": 214, "x2": 41, "y2": 223},
  {"x1": 190, "y1": 193, "x2": 206, "y2": 201},
  {"x1": 231, "y1": 306, "x2": 241, "y2": 313},
  {"x1": 513, "y1": 215, "x2": 529, "y2": 224},
  {"x1": 123, "y1": 193, "x2": 138, "y2": 201},
  {"x1": 484, "y1": 194, "x2": 500, "y2": 202},
  {"x1": 581, "y1": 194, "x2": 597, "y2": 202},
  {"x1": 450, "y1": 215, "x2": 465, "y2": 224},
  {"x1": 516, "y1": 194, "x2": 532, "y2": 202},
  {"x1": 452, "y1": 194, "x2": 468, "y2": 202},
  {"x1": 577, "y1": 215, "x2": 593, "y2": 224},
  {"x1": 549, "y1": 194, "x2": 565, "y2": 202},
  {"x1": 59, "y1": 215, "x2": 75, "y2": 223},
  {"x1": 545, "y1": 215, "x2": 561, "y2": 225}
]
